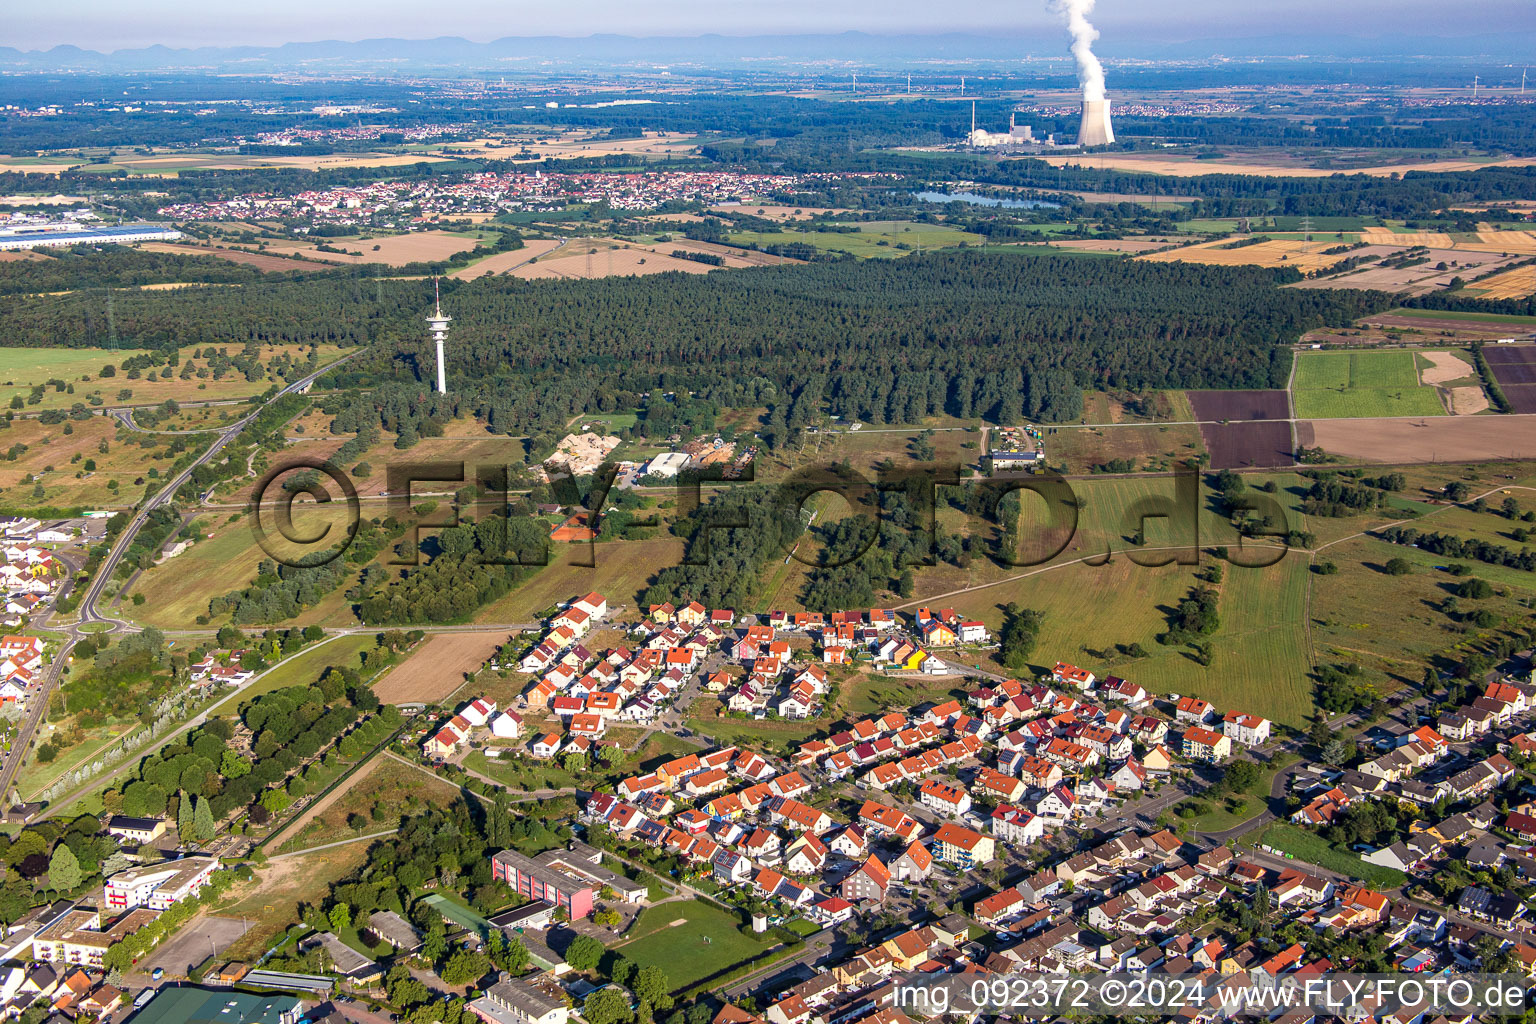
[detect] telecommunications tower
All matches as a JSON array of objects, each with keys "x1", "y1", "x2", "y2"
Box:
[{"x1": 427, "y1": 277, "x2": 451, "y2": 394}]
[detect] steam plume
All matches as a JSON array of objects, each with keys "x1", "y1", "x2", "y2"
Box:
[{"x1": 1049, "y1": 0, "x2": 1106, "y2": 101}]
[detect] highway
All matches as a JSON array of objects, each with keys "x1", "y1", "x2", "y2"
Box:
[{"x1": 0, "y1": 353, "x2": 356, "y2": 811}]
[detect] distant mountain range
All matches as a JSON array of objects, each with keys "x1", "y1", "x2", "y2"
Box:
[{"x1": 2, "y1": 31, "x2": 1533, "y2": 73}]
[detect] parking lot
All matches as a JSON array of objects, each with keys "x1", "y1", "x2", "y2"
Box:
[{"x1": 138, "y1": 915, "x2": 252, "y2": 979}]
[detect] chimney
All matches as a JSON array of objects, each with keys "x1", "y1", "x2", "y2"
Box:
[{"x1": 1077, "y1": 98, "x2": 1114, "y2": 147}]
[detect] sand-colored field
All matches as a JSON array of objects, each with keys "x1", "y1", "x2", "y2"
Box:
[
  {"x1": 370, "y1": 631, "x2": 513, "y2": 705},
  {"x1": 238, "y1": 231, "x2": 484, "y2": 267},
  {"x1": 1359, "y1": 227, "x2": 1536, "y2": 254},
  {"x1": 1047, "y1": 237, "x2": 1179, "y2": 253},
  {"x1": 1418, "y1": 350, "x2": 1475, "y2": 385},
  {"x1": 0, "y1": 194, "x2": 85, "y2": 205},
  {"x1": 1040, "y1": 153, "x2": 1536, "y2": 178},
  {"x1": 0, "y1": 250, "x2": 51, "y2": 263},
  {"x1": 503, "y1": 236, "x2": 792, "y2": 281},
  {"x1": 135, "y1": 241, "x2": 330, "y2": 273},
  {"x1": 1472, "y1": 265, "x2": 1536, "y2": 299},
  {"x1": 0, "y1": 152, "x2": 453, "y2": 177},
  {"x1": 449, "y1": 238, "x2": 565, "y2": 280},
  {"x1": 1359, "y1": 228, "x2": 1455, "y2": 248},
  {"x1": 708, "y1": 203, "x2": 851, "y2": 221},
  {"x1": 437, "y1": 131, "x2": 697, "y2": 162},
  {"x1": 1449, "y1": 386, "x2": 1491, "y2": 415},
  {"x1": 513, "y1": 248, "x2": 711, "y2": 280},
  {"x1": 1139, "y1": 237, "x2": 1355, "y2": 272},
  {"x1": 1299, "y1": 414, "x2": 1536, "y2": 463}
]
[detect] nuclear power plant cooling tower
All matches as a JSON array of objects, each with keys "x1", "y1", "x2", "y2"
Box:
[{"x1": 1078, "y1": 98, "x2": 1114, "y2": 147}]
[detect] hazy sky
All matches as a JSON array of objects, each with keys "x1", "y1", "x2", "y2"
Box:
[{"x1": 12, "y1": 0, "x2": 1530, "y2": 51}]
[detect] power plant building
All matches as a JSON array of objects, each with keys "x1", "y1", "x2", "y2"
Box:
[{"x1": 1077, "y1": 98, "x2": 1114, "y2": 147}]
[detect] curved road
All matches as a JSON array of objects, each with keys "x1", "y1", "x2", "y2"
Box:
[{"x1": 0, "y1": 354, "x2": 357, "y2": 810}]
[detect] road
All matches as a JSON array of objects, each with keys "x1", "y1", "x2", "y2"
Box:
[{"x1": 0, "y1": 353, "x2": 357, "y2": 812}]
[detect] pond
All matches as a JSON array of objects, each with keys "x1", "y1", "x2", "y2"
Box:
[{"x1": 913, "y1": 190, "x2": 1060, "y2": 209}]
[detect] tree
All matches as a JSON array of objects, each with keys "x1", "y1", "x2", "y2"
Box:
[
  {"x1": 193, "y1": 796, "x2": 216, "y2": 842},
  {"x1": 633, "y1": 965, "x2": 673, "y2": 1010},
  {"x1": 1384, "y1": 558, "x2": 1412, "y2": 576},
  {"x1": 329, "y1": 902, "x2": 351, "y2": 933},
  {"x1": 1222, "y1": 759, "x2": 1262, "y2": 796},
  {"x1": 565, "y1": 934, "x2": 606, "y2": 973},
  {"x1": 220, "y1": 750, "x2": 251, "y2": 779},
  {"x1": 48, "y1": 844, "x2": 81, "y2": 892},
  {"x1": 583, "y1": 988, "x2": 631, "y2": 1024},
  {"x1": 176, "y1": 790, "x2": 194, "y2": 836},
  {"x1": 439, "y1": 950, "x2": 492, "y2": 986}
]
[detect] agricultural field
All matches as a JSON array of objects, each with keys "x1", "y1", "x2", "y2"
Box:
[
  {"x1": 1139, "y1": 237, "x2": 1359, "y2": 273},
  {"x1": 1038, "y1": 151, "x2": 1536, "y2": 178},
  {"x1": 617, "y1": 898, "x2": 771, "y2": 992},
  {"x1": 726, "y1": 220, "x2": 985, "y2": 259},
  {"x1": 137, "y1": 241, "x2": 333, "y2": 273},
  {"x1": 1298, "y1": 415, "x2": 1536, "y2": 463},
  {"x1": 1482, "y1": 346, "x2": 1536, "y2": 413},
  {"x1": 220, "y1": 229, "x2": 490, "y2": 268},
  {"x1": 1290, "y1": 350, "x2": 1447, "y2": 419},
  {"x1": 1360, "y1": 226, "x2": 1536, "y2": 254},
  {"x1": 371, "y1": 631, "x2": 512, "y2": 705},
  {"x1": 449, "y1": 238, "x2": 565, "y2": 280},
  {"x1": 1360, "y1": 309, "x2": 1536, "y2": 334},
  {"x1": 1469, "y1": 265, "x2": 1536, "y2": 300},
  {"x1": 1186, "y1": 390, "x2": 1293, "y2": 470}
]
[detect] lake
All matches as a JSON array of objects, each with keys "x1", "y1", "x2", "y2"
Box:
[{"x1": 913, "y1": 191, "x2": 1060, "y2": 209}]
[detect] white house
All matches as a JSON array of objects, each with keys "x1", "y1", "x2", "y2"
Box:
[
  {"x1": 489, "y1": 711, "x2": 523, "y2": 739},
  {"x1": 1221, "y1": 712, "x2": 1271, "y2": 748}
]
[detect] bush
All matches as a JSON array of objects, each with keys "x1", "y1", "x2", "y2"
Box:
[{"x1": 1384, "y1": 558, "x2": 1412, "y2": 576}]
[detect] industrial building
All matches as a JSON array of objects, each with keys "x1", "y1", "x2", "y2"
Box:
[
  {"x1": 1078, "y1": 98, "x2": 1115, "y2": 147},
  {"x1": 967, "y1": 110, "x2": 1037, "y2": 149},
  {"x1": 0, "y1": 224, "x2": 182, "y2": 250},
  {"x1": 125, "y1": 987, "x2": 304, "y2": 1024},
  {"x1": 642, "y1": 452, "x2": 691, "y2": 478}
]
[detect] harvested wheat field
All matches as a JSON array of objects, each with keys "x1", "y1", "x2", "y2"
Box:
[
  {"x1": 1359, "y1": 229, "x2": 1456, "y2": 248},
  {"x1": 1047, "y1": 237, "x2": 1180, "y2": 253},
  {"x1": 1448, "y1": 387, "x2": 1491, "y2": 415},
  {"x1": 439, "y1": 131, "x2": 696, "y2": 162},
  {"x1": 512, "y1": 248, "x2": 713, "y2": 280},
  {"x1": 1139, "y1": 237, "x2": 1354, "y2": 272},
  {"x1": 709, "y1": 203, "x2": 851, "y2": 221},
  {"x1": 286, "y1": 231, "x2": 483, "y2": 267},
  {"x1": 0, "y1": 251, "x2": 52, "y2": 262},
  {"x1": 1472, "y1": 265, "x2": 1536, "y2": 299},
  {"x1": 136, "y1": 242, "x2": 329, "y2": 273},
  {"x1": 1300, "y1": 415, "x2": 1536, "y2": 463},
  {"x1": 450, "y1": 239, "x2": 565, "y2": 280},
  {"x1": 1418, "y1": 350, "x2": 1476, "y2": 385},
  {"x1": 651, "y1": 238, "x2": 795, "y2": 268},
  {"x1": 371, "y1": 631, "x2": 513, "y2": 705}
]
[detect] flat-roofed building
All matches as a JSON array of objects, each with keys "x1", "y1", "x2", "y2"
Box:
[
  {"x1": 103, "y1": 855, "x2": 218, "y2": 912},
  {"x1": 467, "y1": 975, "x2": 569, "y2": 1024}
]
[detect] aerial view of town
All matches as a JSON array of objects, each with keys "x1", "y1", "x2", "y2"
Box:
[{"x1": 3, "y1": 0, "x2": 1536, "y2": 1021}]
